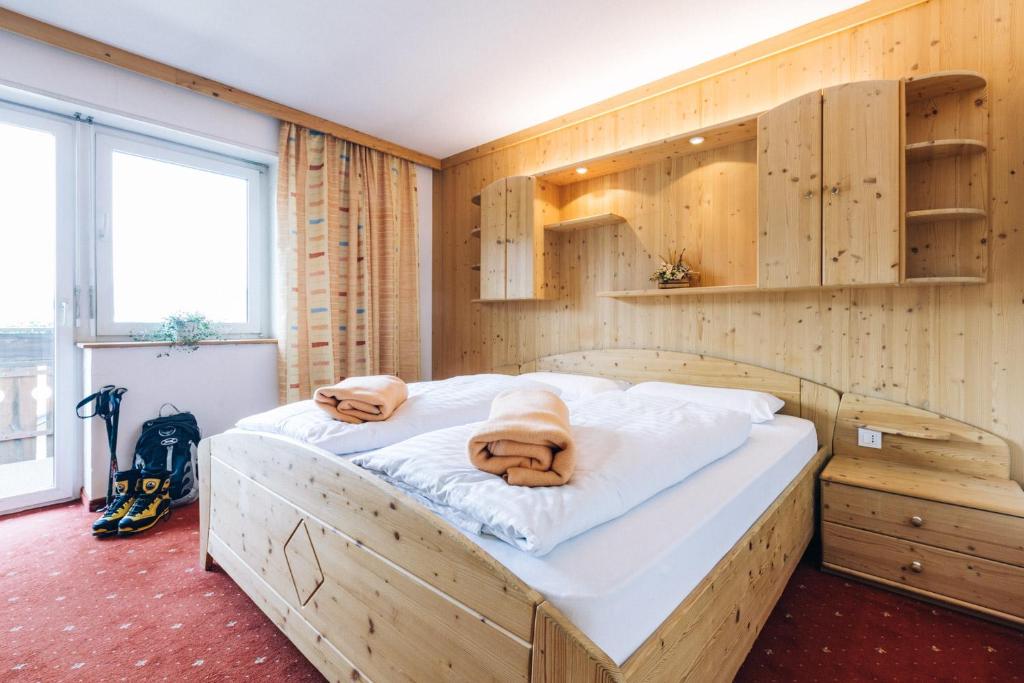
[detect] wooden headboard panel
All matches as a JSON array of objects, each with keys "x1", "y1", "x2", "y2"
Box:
[
  {"x1": 834, "y1": 393, "x2": 1011, "y2": 479},
  {"x1": 513, "y1": 349, "x2": 840, "y2": 452}
]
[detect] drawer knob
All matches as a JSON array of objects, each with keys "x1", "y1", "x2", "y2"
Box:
[
  {"x1": 910, "y1": 560, "x2": 923, "y2": 573},
  {"x1": 910, "y1": 515, "x2": 924, "y2": 527}
]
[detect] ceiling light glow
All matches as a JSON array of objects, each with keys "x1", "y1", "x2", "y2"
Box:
[
  {"x1": 689, "y1": 136, "x2": 705, "y2": 145},
  {"x1": 575, "y1": 166, "x2": 588, "y2": 175}
]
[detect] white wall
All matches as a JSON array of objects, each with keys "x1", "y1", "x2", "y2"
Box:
[
  {"x1": 0, "y1": 30, "x2": 279, "y2": 154},
  {"x1": 81, "y1": 343, "x2": 278, "y2": 501}
]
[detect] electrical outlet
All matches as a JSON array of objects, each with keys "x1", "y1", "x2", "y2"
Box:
[{"x1": 857, "y1": 427, "x2": 883, "y2": 449}]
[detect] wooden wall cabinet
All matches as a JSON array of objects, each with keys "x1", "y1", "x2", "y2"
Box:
[
  {"x1": 821, "y1": 80, "x2": 903, "y2": 286},
  {"x1": 478, "y1": 176, "x2": 559, "y2": 300},
  {"x1": 757, "y1": 91, "x2": 823, "y2": 289}
]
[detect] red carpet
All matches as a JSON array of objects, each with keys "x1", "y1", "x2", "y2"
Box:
[{"x1": 2, "y1": 502, "x2": 1022, "y2": 682}]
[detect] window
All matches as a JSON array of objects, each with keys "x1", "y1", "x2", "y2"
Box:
[{"x1": 93, "y1": 130, "x2": 268, "y2": 336}]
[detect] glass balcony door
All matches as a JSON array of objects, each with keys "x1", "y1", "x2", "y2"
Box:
[{"x1": 0, "y1": 102, "x2": 76, "y2": 514}]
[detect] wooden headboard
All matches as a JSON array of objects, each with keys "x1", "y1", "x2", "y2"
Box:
[{"x1": 508, "y1": 349, "x2": 841, "y2": 453}]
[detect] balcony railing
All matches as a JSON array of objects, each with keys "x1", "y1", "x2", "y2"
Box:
[{"x1": 0, "y1": 328, "x2": 54, "y2": 467}]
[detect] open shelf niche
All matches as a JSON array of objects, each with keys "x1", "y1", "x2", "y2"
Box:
[
  {"x1": 903, "y1": 70, "x2": 990, "y2": 282},
  {"x1": 540, "y1": 114, "x2": 760, "y2": 297}
]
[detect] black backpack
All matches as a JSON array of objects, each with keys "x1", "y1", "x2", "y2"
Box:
[{"x1": 133, "y1": 405, "x2": 201, "y2": 507}]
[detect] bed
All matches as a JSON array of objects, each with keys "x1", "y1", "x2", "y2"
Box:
[{"x1": 198, "y1": 349, "x2": 841, "y2": 681}]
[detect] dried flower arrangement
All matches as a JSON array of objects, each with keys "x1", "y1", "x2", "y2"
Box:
[{"x1": 649, "y1": 249, "x2": 700, "y2": 288}]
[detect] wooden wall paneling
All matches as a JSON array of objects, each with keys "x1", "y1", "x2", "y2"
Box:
[
  {"x1": 435, "y1": 0, "x2": 1024, "y2": 483},
  {"x1": 757, "y1": 90, "x2": 824, "y2": 289},
  {"x1": 822, "y1": 80, "x2": 902, "y2": 285}
]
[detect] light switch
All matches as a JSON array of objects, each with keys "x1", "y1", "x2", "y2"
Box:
[{"x1": 857, "y1": 427, "x2": 883, "y2": 449}]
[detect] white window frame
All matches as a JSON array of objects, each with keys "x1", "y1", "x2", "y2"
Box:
[
  {"x1": 0, "y1": 99, "x2": 79, "y2": 513},
  {"x1": 92, "y1": 127, "x2": 269, "y2": 337}
]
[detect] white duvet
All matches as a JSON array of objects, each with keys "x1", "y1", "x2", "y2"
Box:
[
  {"x1": 352, "y1": 391, "x2": 752, "y2": 556},
  {"x1": 235, "y1": 374, "x2": 556, "y2": 455}
]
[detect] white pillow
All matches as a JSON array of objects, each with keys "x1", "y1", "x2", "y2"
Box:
[
  {"x1": 518, "y1": 372, "x2": 628, "y2": 401},
  {"x1": 626, "y1": 382, "x2": 784, "y2": 423}
]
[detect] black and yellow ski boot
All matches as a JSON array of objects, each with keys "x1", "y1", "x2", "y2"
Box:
[
  {"x1": 91, "y1": 469, "x2": 139, "y2": 537},
  {"x1": 117, "y1": 470, "x2": 171, "y2": 536}
]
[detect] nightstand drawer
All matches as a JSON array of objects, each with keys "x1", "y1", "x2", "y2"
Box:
[
  {"x1": 822, "y1": 522, "x2": 1024, "y2": 620},
  {"x1": 822, "y1": 481, "x2": 1024, "y2": 567}
]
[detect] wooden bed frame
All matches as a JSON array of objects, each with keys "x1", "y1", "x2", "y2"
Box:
[{"x1": 198, "y1": 349, "x2": 841, "y2": 681}]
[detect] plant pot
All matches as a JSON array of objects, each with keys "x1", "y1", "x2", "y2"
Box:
[{"x1": 657, "y1": 280, "x2": 690, "y2": 289}]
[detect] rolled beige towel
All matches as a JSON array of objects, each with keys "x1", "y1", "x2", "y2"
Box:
[
  {"x1": 314, "y1": 375, "x2": 409, "y2": 424},
  {"x1": 468, "y1": 389, "x2": 576, "y2": 487}
]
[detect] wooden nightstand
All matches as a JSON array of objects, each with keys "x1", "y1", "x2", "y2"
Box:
[{"x1": 820, "y1": 394, "x2": 1024, "y2": 626}]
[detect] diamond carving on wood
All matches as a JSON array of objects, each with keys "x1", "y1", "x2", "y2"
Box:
[{"x1": 283, "y1": 518, "x2": 325, "y2": 606}]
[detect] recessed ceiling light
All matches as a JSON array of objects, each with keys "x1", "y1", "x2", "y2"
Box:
[
  {"x1": 689, "y1": 136, "x2": 705, "y2": 145},
  {"x1": 575, "y1": 166, "x2": 588, "y2": 175}
]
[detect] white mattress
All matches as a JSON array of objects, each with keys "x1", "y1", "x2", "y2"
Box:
[{"x1": 468, "y1": 414, "x2": 818, "y2": 665}]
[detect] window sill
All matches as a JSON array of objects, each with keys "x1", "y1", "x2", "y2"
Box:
[{"x1": 76, "y1": 338, "x2": 278, "y2": 350}]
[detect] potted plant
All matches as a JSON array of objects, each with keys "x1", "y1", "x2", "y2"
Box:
[
  {"x1": 133, "y1": 312, "x2": 221, "y2": 356},
  {"x1": 650, "y1": 249, "x2": 700, "y2": 289}
]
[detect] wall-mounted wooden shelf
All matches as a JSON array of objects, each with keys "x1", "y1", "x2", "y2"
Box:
[
  {"x1": 470, "y1": 263, "x2": 480, "y2": 271},
  {"x1": 544, "y1": 213, "x2": 626, "y2": 232},
  {"x1": 536, "y1": 114, "x2": 759, "y2": 185},
  {"x1": 903, "y1": 276, "x2": 986, "y2": 285},
  {"x1": 597, "y1": 276, "x2": 988, "y2": 299},
  {"x1": 906, "y1": 208, "x2": 987, "y2": 224},
  {"x1": 470, "y1": 227, "x2": 480, "y2": 238},
  {"x1": 471, "y1": 194, "x2": 481, "y2": 206},
  {"x1": 905, "y1": 70, "x2": 986, "y2": 100},
  {"x1": 905, "y1": 139, "x2": 986, "y2": 162},
  {"x1": 598, "y1": 284, "x2": 759, "y2": 299}
]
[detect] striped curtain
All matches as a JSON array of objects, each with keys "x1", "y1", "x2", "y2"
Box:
[{"x1": 277, "y1": 123, "x2": 420, "y2": 403}]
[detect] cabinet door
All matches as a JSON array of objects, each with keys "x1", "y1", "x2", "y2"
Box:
[
  {"x1": 504, "y1": 176, "x2": 536, "y2": 299},
  {"x1": 479, "y1": 178, "x2": 507, "y2": 300},
  {"x1": 822, "y1": 80, "x2": 902, "y2": 286},
  {"x1": 757, "y1": 91, "x2": 823, "y2": 288}
]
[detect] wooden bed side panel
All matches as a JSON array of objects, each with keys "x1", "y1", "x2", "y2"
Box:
[
  {"x1": 206, "y1": 432, "x2": 540, "y2": 641},
  {"x1": 208, "y1": 534, "x2": 366, "y2": 683},
  {"x1": 209, "y1": 455, "x2": 531, "y2": 683},
  {"x1": 618, "y1": 447, "x2": 824, "y2": 682},
  {"x1": 834, "y1": 393, "x2": 1010, "y2": 478},
  {"x1": 527, "y1": 349, "x2": 803, "y2": 412}
]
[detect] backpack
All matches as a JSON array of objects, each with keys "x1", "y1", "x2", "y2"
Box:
[{"x1": 133, "y1": 405, "x2": 202, "y2": 507}]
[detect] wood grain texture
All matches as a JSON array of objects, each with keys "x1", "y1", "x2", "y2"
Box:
[
  {"x1": 821, "y1": 455, "x2": 1024, "y2": 517},
  {"x1": 0, "y1": 9, "x2": 439, "y2": 169},
  {"x1": 209, "y1": 456, "x2": 531, "y2": 682},
  {"x1": 822, "y1": 521, "x2": 1024, "y2": 621},
  {"x1": 206, "y1": 431, "x2": 541, "y2": 641},
  {"x1": 822, "y1": 80, "x2": 902, "y2": 285},
  {"x1": 531, "y1": 602, "x2": 623, "y2": 683},
  {"x1": 480, "y1": 178, "x2": 507, "y2": 300},
  {"x1": 757, "y1": 91, "x2": 823, "y2": 288},
  {"x1": 834, "y1": 392, "x2": 1011, "y2": 478},
  {"x1": 822, "y1": 480, "x2": 1024, "y2": 566},
  {"x1": 433, "y1": 0, "x2": 1024, "y2": 484}
]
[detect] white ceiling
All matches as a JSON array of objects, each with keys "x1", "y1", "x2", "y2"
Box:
[{"x1": 1, "y1": 0, "x2": 865, "y2": 159}]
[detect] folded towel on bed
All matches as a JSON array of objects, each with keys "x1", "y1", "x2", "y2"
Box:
[
  {"x1": 352, "y1": 391, "x2": 753, "y2": 555},
  {"x1": 468, "y1": 389, "x2": 576, "y2": 486},
  {"x1": 314, "y1": 375, "x2": 408, "y2": 424}
]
